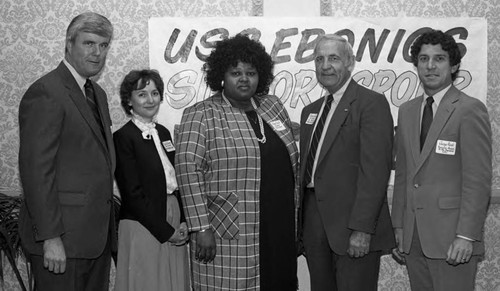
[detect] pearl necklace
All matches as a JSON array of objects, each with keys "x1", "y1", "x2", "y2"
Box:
[
  {"x1": 250, "y1": 98, "x2": 266, "y2": 144},
  {"x1": 221, "y1": 92, "x2": 266, "y2": 144}
]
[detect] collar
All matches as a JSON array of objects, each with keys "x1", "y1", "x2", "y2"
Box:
[
  {"x1": 63, "y1": 59, "x2": 87, "y2": 95},
  {"x1": 131, "y1": 111, "x2": 156, "y2": 128},
  {"x1": 131, "y1": 113, "x2": 157, "y2": 140},
  {"x1": 327, "y1": 77, "x2": 351, "y2": 103},
  {"x1": 422, "y1": 84, "x2": 452, "y2": 108}
]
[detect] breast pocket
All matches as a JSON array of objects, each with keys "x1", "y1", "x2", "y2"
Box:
[
  {"x1": 438, "y1": 196, "x2": 461, "y2": 209},
  {"x1": 207, "y1": 191, "x2": 240, "y2": 239}
]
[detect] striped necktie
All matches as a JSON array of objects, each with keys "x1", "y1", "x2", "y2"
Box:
[{"x1": 84, "y1": 79, "x2": 105, "y2": 138}]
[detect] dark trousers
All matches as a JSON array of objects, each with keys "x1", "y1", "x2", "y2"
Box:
[
  {"x1": 302, "y1": 188, "x2": 381, "y2": 291},
  {"x1": 406, "y1": 226, "x2": 478, "y2": 291},
  {"x1": 30, "y1": 240, "x2": 111, "y2": 291}
]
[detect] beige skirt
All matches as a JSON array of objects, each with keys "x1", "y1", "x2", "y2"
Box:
[{"x1": 115, "y1": 195, "x2": 189, "y2": 291}]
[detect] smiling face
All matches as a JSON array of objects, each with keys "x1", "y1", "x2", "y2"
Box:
[
  {"x1": 129, "y1": 80, "x2": 161, "y2": 122},
  {"x1": 417, "y1": 44, "x2": 458, "y2": 96},
  {"x1": 314, "y1": 39, "x2": 355, "y2": 94},
  {"x1": 223, "y1": 61, "x2": 259, "y2": 110},
  {"x1": 65, "y1": 32, "x2": 110, "y2": 78}
]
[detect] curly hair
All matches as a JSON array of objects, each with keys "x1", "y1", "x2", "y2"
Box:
[
  {"x1": 410, "y1": 30, "x2": 462, "y2": 81},
  {"x1": 119, "y1": 69, "x2": 164, "y2": 116},
  {"x1": 203, "y1": 34, "x2": 274, "y2": 95}
]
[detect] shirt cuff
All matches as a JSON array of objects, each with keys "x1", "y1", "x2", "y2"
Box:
[
  {"x1": 457, "y1": 235, "x2": 475, "y2": 242},
  {"x1": 196, "y1": 226, "x2": 211, "y2": 232}
]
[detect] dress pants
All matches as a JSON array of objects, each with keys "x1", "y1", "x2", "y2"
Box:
[
  {"x1": 30, "y1": 238, "x2": 111, "y2": 291},
  {"x1": 302, "y1": 188, "x2": 381, "y2": 291},
  {"x1": 406, "y1": 225, "x2": 479, "y2": 291}
]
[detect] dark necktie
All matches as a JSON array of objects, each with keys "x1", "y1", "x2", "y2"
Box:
[
  {"x1": 420, "y1": 96, "x2": 434, "y2": 150},
  {"x1": 304, "y1": 95, "x2": 333, "y2": 186},
  {"x1": 84, "y1": 79, "x2": 105, "y2": 137}
]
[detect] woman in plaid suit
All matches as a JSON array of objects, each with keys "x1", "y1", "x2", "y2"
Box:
[{"x1": 175, "y1": 34, "x2": 299, "y2": 291}]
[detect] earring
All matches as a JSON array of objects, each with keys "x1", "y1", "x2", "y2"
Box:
[{"x1": 221, "y1": 80, "x2": 224, "y2": 88}]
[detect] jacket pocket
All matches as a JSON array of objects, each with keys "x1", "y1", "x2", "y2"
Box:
[
  {"x1": 207, "y1": 192, "x2": 239, "y2": 239},
  {"x1": 438, "y1": 196, "x2": 461, "y2": 209},
  {"x1": 58, "y1": 191, "x2": 88, "y2": 206}
]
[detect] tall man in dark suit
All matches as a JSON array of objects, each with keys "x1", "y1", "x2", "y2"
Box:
[
  {"x1": 18, "y1": 12, "x2": 116, "y2": 291},
  {"x1": 299, "y1": 34, "x2": 395, "y2": 291},
  {"x1": 392, "y1": 30, "x2": 492, "y2": 291}
]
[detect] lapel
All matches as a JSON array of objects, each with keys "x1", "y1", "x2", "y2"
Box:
[
  {"x1": 317, "y1": 79, "x2": 357, "y2": 164},
  {"x1": 92, "y1": 78, "x2": 115, "y2": 172},
  {"x1": 408, "y1": 96, "x2": 424, "y2": 165},
  {"x1": 257, "y1": 96, "x2": 296, "y2": 154},
  {"x1": 56, "y1": 62, "x2": 111, "y2": 163},
  {"x1": 302, "y1": 98, "x2": 324, "y2": 154},
  {"x1": 414, "y1": 86, "x2": 459, "y2": 173}
]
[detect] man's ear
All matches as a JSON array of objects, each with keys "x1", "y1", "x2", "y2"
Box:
[{"x1": 347, "y1": 55, "x2": 356, "y2": 73}]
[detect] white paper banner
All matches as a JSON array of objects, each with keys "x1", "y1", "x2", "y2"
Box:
[{"x1": 149, "y1": 17, "x2": 487, "y2": 133}]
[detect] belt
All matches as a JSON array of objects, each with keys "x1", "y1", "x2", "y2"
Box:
[{"x1": 305, "y1": 187, "x2": 315, "y2": 193}]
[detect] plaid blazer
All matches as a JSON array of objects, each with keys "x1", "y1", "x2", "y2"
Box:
[{"x1": 175, "y1": 93, "x2": 299, "y2": 290}]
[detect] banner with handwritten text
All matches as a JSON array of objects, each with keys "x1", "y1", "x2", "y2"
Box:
[{"x1": 149, "y1": 17, "x2": 487, "y2": 133}]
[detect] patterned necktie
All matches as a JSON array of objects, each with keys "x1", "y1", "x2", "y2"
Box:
[
  {"x1": 420, "y1": 96, "x2": 434, "y2": 150},
  {"x1": 304, "y1": 95, "x2": 333, "y2": 186},
  {"x1": 84, "y1": 79, "x2": 105, "y2": 137}
]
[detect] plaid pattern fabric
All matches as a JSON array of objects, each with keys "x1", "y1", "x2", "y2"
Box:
[
  {"x1": 175, "y1": 94, "x2": 299, "y2": 290},
  {"x1": 207, "y1": 190, "x2": 239, "y2": 239}
]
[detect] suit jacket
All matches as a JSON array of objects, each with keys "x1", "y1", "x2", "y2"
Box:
[
  {"x1": 299, "y1": 80, "x2": 395, "y2": 255},
  {"x1": 18, "y1": 61, "x2": 116, "y2": 259},
  {"x1": 392, "y1": 85, "x2": 492, "y2": 258},
  {"x1": 114, "y1": 120, "x2": 185, "y2": 243}
]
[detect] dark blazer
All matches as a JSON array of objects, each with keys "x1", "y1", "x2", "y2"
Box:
[
  {"x1": 114, "y1": 120, "x2": 185, "y2": 243},
  {"x1": 299, "y1": 80, "x2": 395, "y2": 254},
  {"x1": 18, "y1": 62, "x2": 116, "y2": 258},
  {"x1": 392, "y1": 86, "x2": 492, "y2": 258}
]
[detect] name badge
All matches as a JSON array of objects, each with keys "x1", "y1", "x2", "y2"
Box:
[
  {"x1": 270, "y1": 120, "x2": 286, "y2": 131},
  {"x1": 306, "y1": 113, "x2": 318, "y2": 125},
  {"x1": 435, "y1": 140, "x2": 456, "y2": 155},
  {"x1": 162, "y1": 140, "x2": 175, "y2": 152}
]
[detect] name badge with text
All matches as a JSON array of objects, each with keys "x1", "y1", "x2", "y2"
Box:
[
  {"x1": 306, "y1": 113, "x2": 318, "y2": 125},
  {"x1": 435, "y1": 140, "x2": 456, "y2": 155},
  {"x1": 162, "y1": 140, "x2": 175, "y2": 152},
  {"x1": 270, "y1": 120, "x2": 286, "y2": 131}
]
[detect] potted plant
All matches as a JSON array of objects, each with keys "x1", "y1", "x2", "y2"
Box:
[{"x1": 0, "y1": 192, "x2": 32, "y2": 291}]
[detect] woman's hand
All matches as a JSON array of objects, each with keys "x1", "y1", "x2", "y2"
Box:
[
  {"x1": 195, "y1": 228, "x2": 216, "y2": 263},
  {"x1": 168, "y1": 222, "x2": 189, "y2": 245}
]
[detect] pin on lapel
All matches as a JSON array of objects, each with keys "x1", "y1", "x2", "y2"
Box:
[{"x1": 344, "y1": 108, "x2": 348, "y2": 112}]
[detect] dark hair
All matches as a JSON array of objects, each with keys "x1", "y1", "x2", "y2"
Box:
[
  {"x1": 65, "y1": 12, "x2": 113, "y2": 53},
  {"x1": 119, "y1": 69, "x2": 164, "y2": 116},
  {"x1": 410, "y1": 30, "x2": 462, "y2": 81},
  {"x1": 203, "y1": 34, "x2": 274, "y2": 95}
]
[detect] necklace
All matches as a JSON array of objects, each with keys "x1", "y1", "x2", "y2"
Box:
[
  {"x1": 250, "y1": 98, "x2": 266, "y2": 144},
  {"x1": 221, "y1": 92, "x2": 266, "y2": 144}
]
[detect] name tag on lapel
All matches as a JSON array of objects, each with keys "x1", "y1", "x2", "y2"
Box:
[
  {"x1": 305, "y1": 113, "x2": 318, "y2": 125},
  {"x1": 162, "y1": 140, "x2": 175, "y2": 152},
  {"x1": 270, "y1": 120, "x2": 286, "y2": 131},
  {"x1": 435, "y1": 140, "x2": 456, "y2": 155}
]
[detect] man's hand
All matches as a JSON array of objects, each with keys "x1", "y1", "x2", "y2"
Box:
[
  {"x1": 195, "y1": 229, "x2": 216, "y2": 264},
  {"x1": 347, "y1": 231, "x2": 371, "y2": 258},
  {"x1": 446, "y1": 237, "x2": 473, "y2": 265},
  {"x1": 43, "y1": 237, "x2": 66, "y2": 274},
  {"x1": 392, "y1": 228, "x2": 406, "y2": 264}
]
